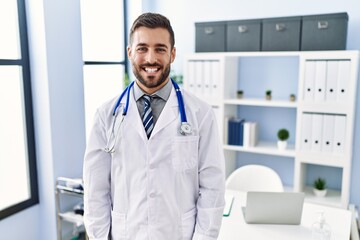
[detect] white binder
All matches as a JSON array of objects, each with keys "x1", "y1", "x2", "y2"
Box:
[
  {"x1": 300, "y1": 113, "x2": 312, "y2": 151},
  {"x1": 321, "y1": 114, "x2": 335, "y2": 153},
  {"x1": 311, "y1": 113, "x2": 323, "y2": 152},
  {"x1": 211, "y1": 61, "x2": 221, "y2": 97},
  {"x1": 250, "y1": 122, "x2": 258, "y2": 147},
  {"x1": 187, "y1": 61, "x2": 196, "y2": 94},
  {"x1": 314, "y1": 61, "x2": 327, "y2": 102},
  {"x1": 303, "y1": 61, "x2": 316, "y2": 101},
  {"x1": 337, "y1": 60, "x2": 351, "y2": 102},
  {"x1": 325, "y1": 61, "x2": 338, "y2": 102},
  {"x1": 202, "y1": 61, "x2": 212, "y2": 97},
  {"x1": 243, "y1": 122, "x2": 251, "y2": 148},
  {"x1": 195, "y1": 61, "x2": 203, "y2": 95},
  {"x1": 333, "y1": 115, "x2": 346, "y2": 155}
]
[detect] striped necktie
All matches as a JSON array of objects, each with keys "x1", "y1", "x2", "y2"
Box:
[{"x1": 142, "y1": 95, "x2": 154, "y2": 138}]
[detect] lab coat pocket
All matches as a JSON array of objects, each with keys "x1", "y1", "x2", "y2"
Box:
[
  {"x1": 111, "y1": 210, "x2": 127, "y2": 239},
  {"x1": 172, "y1": 136, "x2": 199, "y2": 172},
  {"x1": 181, "y1": 207, "x2": 197, "y2": 238}
]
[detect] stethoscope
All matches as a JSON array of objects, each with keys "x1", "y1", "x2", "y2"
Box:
[{"x1": 104, "y1": 79, "x2": 192, "y2": 153}]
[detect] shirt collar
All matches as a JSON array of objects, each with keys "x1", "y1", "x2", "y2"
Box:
[{"x1": 134, "y1": 79, "x2": 172, "y2": 101}]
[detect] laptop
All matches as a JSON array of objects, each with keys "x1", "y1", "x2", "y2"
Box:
[{"x1": 242, "y1": 191, "x2": 305, "y2": 225}]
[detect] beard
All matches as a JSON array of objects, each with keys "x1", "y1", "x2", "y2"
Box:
[{"x1": 131, "y1": 61, "x2": 171, "y2": 89}]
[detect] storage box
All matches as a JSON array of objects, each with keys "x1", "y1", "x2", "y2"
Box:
[
  {"x1": 226, "y1": 19, "x2": 261, "y2": 52},
  {"x1": 301, "y1": 12, "x2": 348, "y2": 51},
  {"x1": 195, "y1": 21, "x2": 226, "y2": 52},
  {"x1": 262, "y1": 16, "x2": 301, "y2": 51}
]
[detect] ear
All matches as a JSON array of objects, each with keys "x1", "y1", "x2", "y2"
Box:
[
  {"x1": 170, "y1": 47, "x2": 176, "y2": 63},
  {"x1": 127, "y1": 46, "x2": 132, "y2": 60}
]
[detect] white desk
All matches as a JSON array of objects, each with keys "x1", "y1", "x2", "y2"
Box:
[{"x1": 219, "y1": 190, "x2": 352, "y2": 240}]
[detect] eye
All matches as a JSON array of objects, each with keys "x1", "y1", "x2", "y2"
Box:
[
  {"x1": 156, "y1": 48, "x2": 166, "y2": 53},
  {"x1": 137, "y1": 47, "x2": 147, "y2": 52}
]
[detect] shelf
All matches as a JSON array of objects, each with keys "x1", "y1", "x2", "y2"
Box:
[
  {"x1": 56, "y1": 177, "x2": 86, "y2": 239},
  {"x1": 224, "y1": 98, "x2": 297, "y2": 108},
  {"x1": 56, "y1": 185, "x2": 84, "y2": 197},
  {"x1": 224, "y1": 141, "x2": 296, "y2": 157},
  {"x1": 59, "y1": 211, "x2": 84, "y2": 227},
  {"x1": 303, "y1": 186, "x2": 342, "y2": 208},
  {"x1": 300, "y1": 102, "x2": 350, "y2": 115},
  {"x1": 297, "y1": 153, "x2": 347, "y2": 168}
]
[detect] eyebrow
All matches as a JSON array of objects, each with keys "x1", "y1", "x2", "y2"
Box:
[{"x1": 136, "y1": 43, "x2": 169, "y2": 49}]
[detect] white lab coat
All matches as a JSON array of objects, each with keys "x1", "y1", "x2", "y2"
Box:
[{"x1": 83, "y1": 86, "x2": 225, "y2": 240}]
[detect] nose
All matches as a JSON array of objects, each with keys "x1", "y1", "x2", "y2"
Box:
[{"x1": 145, "y1": 49, "x2": 157, "y2": 64}]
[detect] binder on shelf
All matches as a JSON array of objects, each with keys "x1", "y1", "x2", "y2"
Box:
[
  {"x1": 333, "y1": 115, "x2": 346, "y2": 155},
  {"x1": 314, "y1": 61, "x2": 327, "y2": 102},
  {"x1": 203, "y1": 61, "x2": 212, "y2": 97},
  {"x1": 250, "y1": 122, "x2": 258, "y2": 147},
  {"x1": 243, "y1": 122, "x2": 251, "y2": 147},
  {"x1": 300, "y1": 113, "x2": 312, "y2": 151},
  {"x1": 228, "y1": 118, "x2": 245, "y2": 146},
  {"x1": 227, "y1": 118, "x2": 236, "y2": 145},
  {"x1": 236, "y1": 119, "x2": 245, "y2": 146},
  {"x1": 321, "y1": 114, "x2": 335, "y2": 153},
  {"x1": 195, "y1": 61, "x2": 203, "y2": 95},
  {"x1": 337, "y1": 60, "x2": 351, "y2": 102},
  {"x1": 303, "y1": 61, "x2": 316, "y2": 101},
  {"x1": 187, "y1": 61, "x2": 196, "y2": 94},
  {"x1": 211, "y1": 61, "x2": 221, "y2": 97},
  {"x1": 311, "y1": 113, "x2": 323, "y2": 152},
  {"x1": 243, "y1": 121, "x2": 258, "y2": 147},
  {"x1": 325, "y1": 61, "x2": 339, "y2": 102}
]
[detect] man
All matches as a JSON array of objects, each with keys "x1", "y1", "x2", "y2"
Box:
[{"x1": 83, "y1": 12, "x2": 225, "y2": 240}]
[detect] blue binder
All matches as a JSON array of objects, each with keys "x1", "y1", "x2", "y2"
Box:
[{"x1": 228, "y1": 118, "x2": 245, "y2": 146}]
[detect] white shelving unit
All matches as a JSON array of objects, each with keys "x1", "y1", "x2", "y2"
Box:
[
  {"x1": 183, "y1": 50, "x2": 359, "y2": 209},
  {"x1": 56, "y1": 177, "x2": 87, "y2": 240}
]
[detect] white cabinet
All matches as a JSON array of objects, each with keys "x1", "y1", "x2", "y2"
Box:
[
  {"x1": 183, "y1": 51, "x2": 359, "y2": 208},
  {"x1": 56, "y1": 177, "x2": 87, "y2": 240}
]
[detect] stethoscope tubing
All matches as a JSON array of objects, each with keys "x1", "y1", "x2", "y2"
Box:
[
  {"x1": 105, "y1": 78, "x2": 190, "y2": 153},
  {"x1": 112, "y1": 79, "x2": 187, "y2": 124},
  {"x1": 112, "y1": 81, "x2": 135, "y2": 116},
  {"x1": 172, "y1": 80, "x2": 187, "y2": 123}
]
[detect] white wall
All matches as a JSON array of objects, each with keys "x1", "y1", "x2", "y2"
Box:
[{"x1": 146, "y1": 0, "x2": 360, "y2": 209}]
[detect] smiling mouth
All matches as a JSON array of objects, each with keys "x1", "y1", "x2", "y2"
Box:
[
  {"x1": 144, "y1": 67, "x2": 160, "y2": 73},
  {"x1": 143, "y1": 67, "x2": 160, "y2": 73}
]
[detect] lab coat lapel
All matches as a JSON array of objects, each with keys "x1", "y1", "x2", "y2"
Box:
[
  {"x1": 124, "y1": 90, "x2": 148, "y2": 141},
  {"x1": 150, "y1": 88, "x2": 178, "y2": 138}
]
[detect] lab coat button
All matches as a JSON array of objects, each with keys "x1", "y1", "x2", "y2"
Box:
[
  {"x1": 149, "y1": 164, "x2": 156, "y2": 169},
  {"x1": 149, "y1": 193, "x2": 156, "y2": 198}
]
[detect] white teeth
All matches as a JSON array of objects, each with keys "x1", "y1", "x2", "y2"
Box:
[{"x1": 145, "y1": 68, "x2": 158, "y2": 73}]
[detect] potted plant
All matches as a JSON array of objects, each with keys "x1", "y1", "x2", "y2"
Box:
[
  {"x1": 265, "y1": 90, "x2": 272, "y2": 100},
  {"x1": 237, "y1": 90, "x2": 244, "y2": 99},
  {"x1": 289, "y1": 93, "x2": 296, "y2": 102},
  {"x1": 313, "y1": 177, "x2": 327, "y2": 197},
  {"x1": 277, "y1": 128, "x2": 289, "y2": 150}
]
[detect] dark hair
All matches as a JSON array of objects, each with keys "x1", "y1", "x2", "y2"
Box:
[{"x1": 129, "y1": 12, "x2": 175, "y2": 48}]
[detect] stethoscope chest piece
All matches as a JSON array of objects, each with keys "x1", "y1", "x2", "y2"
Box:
[{"x1": 180, "y1": 122, "x2": 192, "y2": 135}]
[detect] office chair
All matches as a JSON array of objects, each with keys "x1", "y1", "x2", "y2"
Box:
[{"x1": 226, "y1": 164, "x2": 284, "y2": 192}]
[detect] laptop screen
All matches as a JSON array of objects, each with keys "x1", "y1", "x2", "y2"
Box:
[{"x1": 243, "y1": 191, "x2": 305, "y2": 225}]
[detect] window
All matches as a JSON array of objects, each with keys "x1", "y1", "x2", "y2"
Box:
[
  {"x1": 0, "y1": 0, "x2": 39, "y2": 220},
  {"x1": 80, "y1": 0, "x2": 128, "y2": 139}
]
